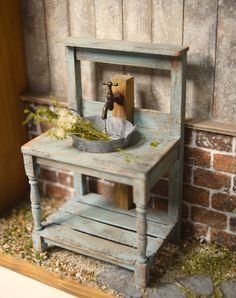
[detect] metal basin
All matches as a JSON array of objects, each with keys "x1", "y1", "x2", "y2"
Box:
[{"x1": 72, "y1": 115, "x2": 136, "y2": 153}]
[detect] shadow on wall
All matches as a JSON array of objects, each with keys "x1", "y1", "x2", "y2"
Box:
[{"x1": 186, "y1": 55, "x2": 215, "y2": 119}]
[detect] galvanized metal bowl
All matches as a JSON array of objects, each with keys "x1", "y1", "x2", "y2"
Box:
[{"x1": 72, "y1": 115, "x2": 136, "y2": 153}]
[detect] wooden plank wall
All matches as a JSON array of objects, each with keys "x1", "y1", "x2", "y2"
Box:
[
  {"x1": 21, "y1": 0, "x2": 236, "y2": 124},
  {"x1": 0, "y1": 0, "x2": 28, "y2": 213}
]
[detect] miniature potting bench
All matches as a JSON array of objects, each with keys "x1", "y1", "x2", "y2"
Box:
[{"x1": 21, "y1": 38, "x2": 188, "y2": 287}]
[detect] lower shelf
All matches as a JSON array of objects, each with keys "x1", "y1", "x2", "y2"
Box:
[{"x1": 40, "y1": 193, "x2": 177, "y2": 271}]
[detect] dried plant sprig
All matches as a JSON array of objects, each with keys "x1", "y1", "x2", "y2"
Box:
[{"x1": 24, "y1": 104, "x2": 110, "y2": 141}]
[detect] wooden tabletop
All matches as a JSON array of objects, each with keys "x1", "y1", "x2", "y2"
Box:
[{"x1": 21, "y1": 128, "x2": 179, "y2": 181}]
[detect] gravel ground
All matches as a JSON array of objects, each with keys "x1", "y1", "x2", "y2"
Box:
[{"x1": 0, "y1": 197, "x2": 236, "y2": 298}]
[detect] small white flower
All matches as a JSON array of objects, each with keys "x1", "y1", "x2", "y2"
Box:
[{"x1": 55, "y1": 128, "x2": 66, "y2": 139}]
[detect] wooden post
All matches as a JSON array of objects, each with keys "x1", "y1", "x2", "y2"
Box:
[{"x1": 112, "y1": 75, "x2": 134, "y2": 210}]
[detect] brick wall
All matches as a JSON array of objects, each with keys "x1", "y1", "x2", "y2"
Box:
[
  {"x1": 183, "y1": 129, "x2": 236, "y2": 249},
  {"x1": 27, "y1": 113, "x2": 236, "y2": 249}
]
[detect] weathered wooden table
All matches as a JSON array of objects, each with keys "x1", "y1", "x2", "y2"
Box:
[{"x1": 22, "y1": 38, "x2": 188, "y2": 287}]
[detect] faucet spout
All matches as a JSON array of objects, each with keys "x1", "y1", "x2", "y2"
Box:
[
  {"x1": 101, "y1": 103, "x2": 109, "y2": 120},
  {"x1": 101, "y1": 81, "x2": 124, "y2": 120}
]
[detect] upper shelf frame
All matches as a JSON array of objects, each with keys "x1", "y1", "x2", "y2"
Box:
[
  {"x1": 62, "y1": 37, "x2": 188, "y2": 137},
  {"x1": 60, "y1": 38, "x2": 189, "y2": 71},
  {"x1": 61, "y1": 37, "x2": 189, "y2": 57}
]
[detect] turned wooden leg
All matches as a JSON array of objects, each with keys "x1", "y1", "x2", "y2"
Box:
[
  {"x1": 23, "y1": 154, "x2": 46, "y2": 252},
  {"x1": 135, "y1": 204, "x2": 149, "y2": 287},
  {"x1": 28, "y1": 176, "x2": 42, "y2": 232},
  {"x1": 133, "y1": 180, "x2": 149, "y2": 288}
]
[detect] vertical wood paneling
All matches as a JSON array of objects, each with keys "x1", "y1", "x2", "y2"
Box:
[
  {"x1": 21, "y1": 0, "x2": 50, "y2": 93},
  {"x1": 214, "y1": 0, "x2": 236, "y2": 124},
  {"x1": 184, "y1": 0, "x2": 218, "y2": 119},
  {"x1": 21, "y1": 1, "x2": 235, "y2": 124},
  {"x1": 152, "y1": 0, "x2": 183, "y2": 112},
  {"x1": 95, "y1": 0, "x2": 123, "y2": 101},
  {"x1": 69, "y1": 0, "x2": 96, "y2": 100},
  {"x1": 44, "y1": 0, "x2": 70, "y2": 99},
  {"x1": 123, "y1": 0, "x2": 152, "y2": 108}
]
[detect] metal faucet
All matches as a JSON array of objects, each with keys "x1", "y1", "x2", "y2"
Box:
[{"x1": 101, "y1": 81, "x2": 124, "y2": 120}]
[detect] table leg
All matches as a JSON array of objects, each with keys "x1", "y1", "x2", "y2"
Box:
[
  {"x1": 133, "y1": 181, "x2": 149, "y2": 288},
  {"x1": 23, "y1": 154, "x2": 46, "y2": 252}
]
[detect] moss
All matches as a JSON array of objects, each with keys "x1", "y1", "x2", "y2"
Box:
[{"x1": 152, "y1": 241, "x2": 236, "y2": 297}]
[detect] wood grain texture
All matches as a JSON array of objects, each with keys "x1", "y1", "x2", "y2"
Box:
[
  {"x1": 0, "y1": 0, "x2": 28, "y2": 213},
  {"x1": 213, "y1": 0, "x2": 236, "y2": 124},
  {"x1": 152, "y1": 0, "x2": 183, "y2": 112},
  {"x1": 46, "y1": 210, "x2": 161, "y2": 252},
  {"x1": 21, "y1": 0, "x2": 50, "y2": 93},
  {"x1": 74, "y1": 193, "x2": 176, "y2": 225},
  {"x1": 112, "y1": 75, "x2": 134, "y2": 210},
  {"x1": 112, "y1": 75, "x2": 134, "y2": 121},
  {"x1": 21, "y1": 128, "x2": 179, "y2": 182},
  {"x1": 66, "y1": 47, "x2": 82, "y2": 111},
  {"x1": 21, "y1": 36, "x2": 187, "y2": 288},
  {"x1": 60, "y1": 196, "x2": 173, "y2": 238},
  {"x1": 95, "y1": 0, "x2": 123, "y2": 101},
  {"x1": 0, "y1": 253, "x2": 113, "y2": 298},
  {"x1": 69, "y1": 0, "x2": 96, "y2": 100},
  {"x1": 184, "y1": 0, "x2": 217, "y2": 119},
  {"x1": 62, "y1": 37, "x2": 189, "y2": 56},
  {"x1": 123, "y1": 0, "x2": 152, "y2": 108},
  {"x1": 41, "y1": 224, "x2": 138, "y2": 269},
  {"x1": 44, "y1": 0, "x2": 70, "y2": 98}
]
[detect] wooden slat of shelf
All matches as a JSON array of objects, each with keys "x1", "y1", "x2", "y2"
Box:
[
  {"x1": 46, "y1": 210, "x2": 162, "y2": 254},
  {"x1": 60, "y1": 198, "x2": 174, "y2": 239},
  {"x1": 74, "y1": 193, "x2": 175, "y2": 225},
  {"x1": 0, "y1": 253, "x2": 113, "y2": 298},
  {"x1": 40, "y1": 225, "x2": 136, "y2": 269}
]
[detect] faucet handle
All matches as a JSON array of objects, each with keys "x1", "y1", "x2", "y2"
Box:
[{"x1": 102, "y1": 81, "x2": 118, "y2": 88}]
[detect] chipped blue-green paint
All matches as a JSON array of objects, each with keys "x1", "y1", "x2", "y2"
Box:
[{"x1": 21, "y1": 38, "x2": 188, "y2": 288}]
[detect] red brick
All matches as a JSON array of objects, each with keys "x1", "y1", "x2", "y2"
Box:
[
  {"x1": 46, "y1": 183, "x2": 71, "y2": 199},
  {"x1": 230, "y1": 217, "x2": 236, "y2": 232},
  {"x1": 194, "y1": 168, "x2": 231, "y2": 190},
  {"x1": 88, "y1": 177, "x2": 114, "y2": 200},
  {"x1": 214, "y1": 154, "x2": 236, "y2": 174},
  {"x1": 191, "y1": 206, "x2": 227, "y2": 229},
  {"x1": 40, "y1": 167, "x2": 57, "y2": 182},
  {"x1": 182, "y1": 221, "x2": 208, "y2": 240},
  {"x1": 185, "y1": 147, "x2": 211, "y2": 168},
  {"x1": 151, "y1": 179, "x2": 168, "y2": 197},
  {"x1": 185, "y1": 128, "x2": 193, "y2": 145},
  {"x1": 152, "y1": 197, "x2": 168, "y2": 212},
  {"x1": 212, "y1": 193, "x2": 236, "y2": 213},
  {"x1": 196, "y1": 131, "x2": 232, "y2": 152},
  {"x1": 182, "y1": 203, "x2": 189, "y2": 219},
  {"x1": 37, "y1": 180, "x2": 45, "y2": 195},
  {"x1": 211, "y1": 229, "x2": 236, "y2": 250},
  {"x1": 58, "y1": 172, "x2": 74, "y2": 187},
  {"x1": 234, "y1": 176, "x2": 236, "y2": 193},
  {"x1": 184, "y1": 165, "x2": 192, "y2": 184},
  {"x1": 184, "y1": 184, "x2": 209, "y2": 206}
]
